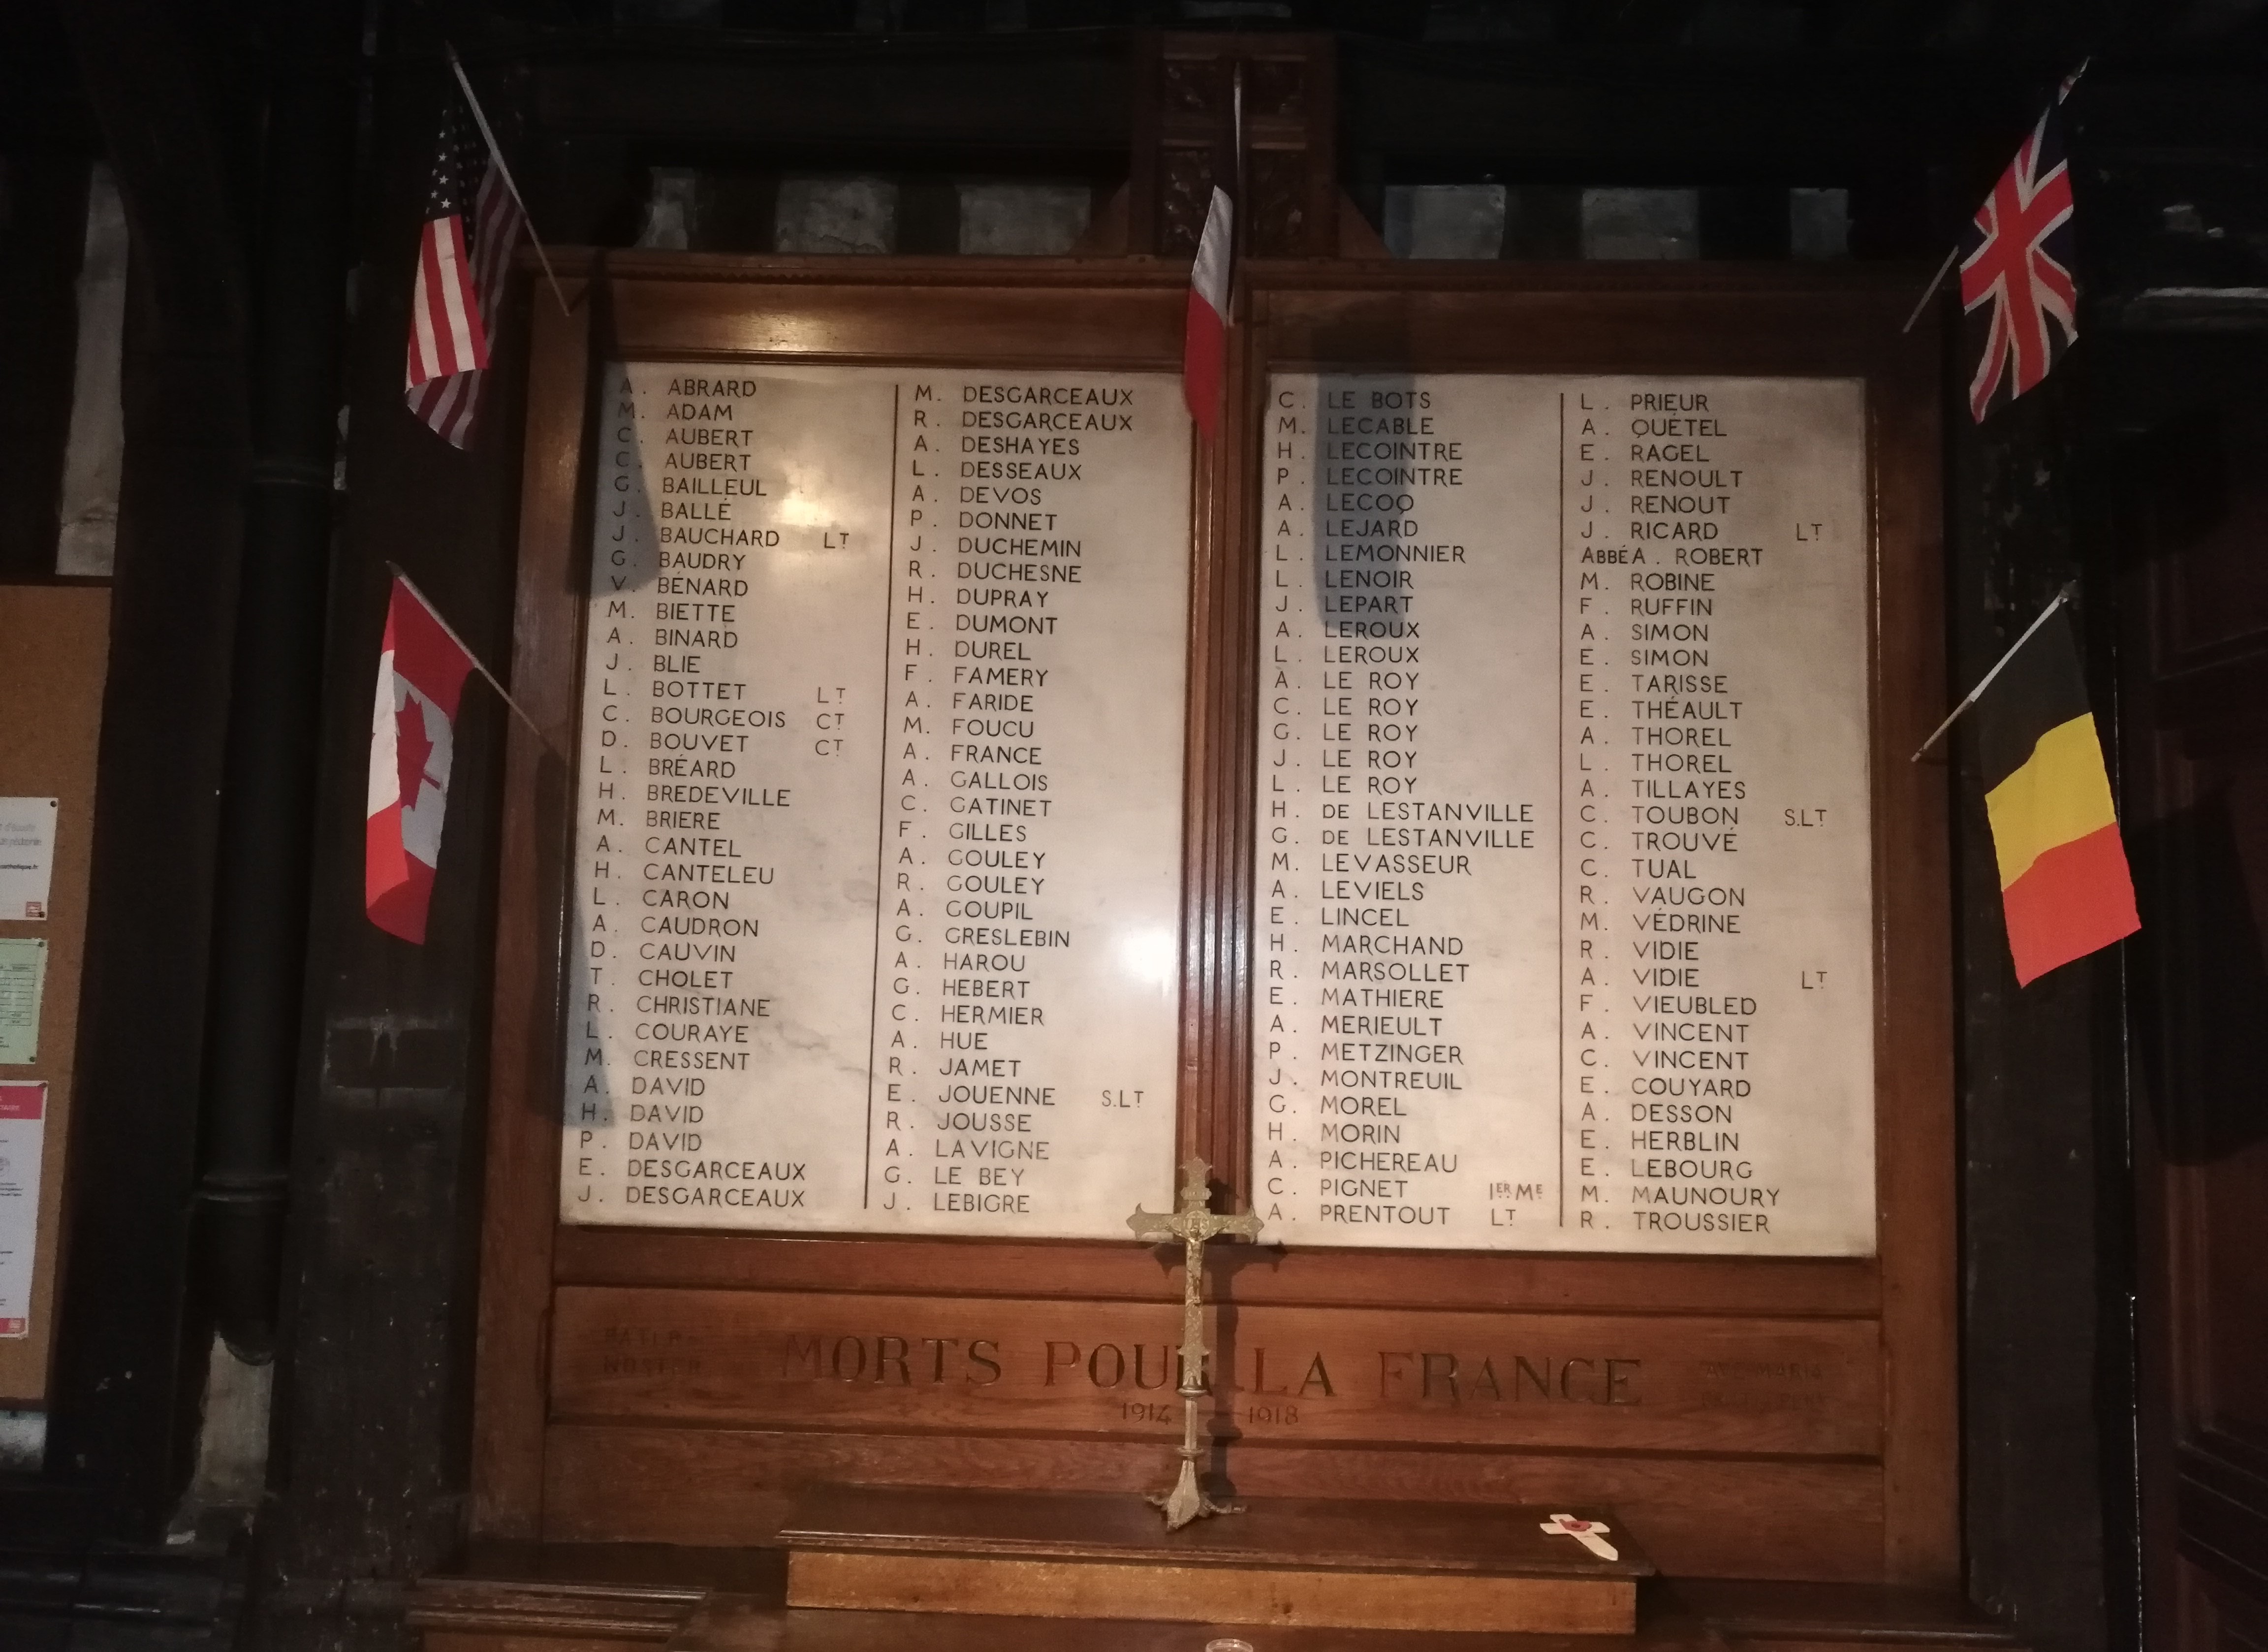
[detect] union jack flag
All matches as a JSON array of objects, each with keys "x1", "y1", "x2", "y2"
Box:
[
  {"x1": 405, "y1": 91, "x2": 524, "y2": 447},
  {"x1": 1957, "y1": 98, "x2": 2079, "y2": 423}
]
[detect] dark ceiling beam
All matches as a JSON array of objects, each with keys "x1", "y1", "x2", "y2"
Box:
[
  {"x1": 1554, "y1": 0, "x2": 1710, "y2": 45},
  {"x1": 0, "y1": 0, "x2": 101, "y2": 153},
  {"x1": 1825, "y1": 0, "x2": 1966, "y2": 50},
  {"x1": 1340, "y1": 38, "x2": 2024, "y2": 180},
  {"x1": 2173, "y1": 0, "x2": 2268, "y2": 36},
  {"x1": 486, "y1": 28, "x2": 1131, "y2": 155},
  {"x1": 2108, "y1": 0, "x2": 2268, "y2": 47},
  {"x1": 493, "y1": 19, "x2": 2053, "y2": 179}
]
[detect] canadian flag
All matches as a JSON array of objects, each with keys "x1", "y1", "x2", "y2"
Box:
[
  {"x1": 1183, "y1": 187, "x2": 1233, "y2": 439},
  {"x1": 366, "y1": 575, "x2": 478, "y2": 943}
]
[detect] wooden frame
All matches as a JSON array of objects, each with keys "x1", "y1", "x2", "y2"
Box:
[
  {"x1": 473, "y1": 255, "x2": 1215, "y2": 1540},
  {"x1": 1223, "y1": 262, "x2": 1955, "y2": 1583},
  {"x1": 469, "y1": 253, "x2": 1953, "y2": 1588}
]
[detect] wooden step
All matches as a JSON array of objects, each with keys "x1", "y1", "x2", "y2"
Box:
[
  {"x1": 410, "y1": 1543, "x2": 780, "y2": 1652},
  {"x1": 778, "y1": 1487, "x2": 1653, "y2": 1634},
  {"x1": 407, "y1": 1539, "x2": 2028, "y2": 1652},
  {"x1": 672, "y1": 1583, "x2": 2028, "y2": 1652}
]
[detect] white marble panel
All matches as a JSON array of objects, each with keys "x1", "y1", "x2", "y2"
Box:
[
  {"x1": 564, "y1": 364, "x2": 1191, "y2": 1238},
  {"x1": 1255, "y1": 374, "x2": 1876, "y2": 1256}
]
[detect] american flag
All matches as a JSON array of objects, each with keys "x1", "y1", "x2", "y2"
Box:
[
  {"x1": 1957, "y1": 97, "x2": 2079, "y2": 423},
  {"x1": 405, "y1": 92, "x2": 524, "y2": 447}
]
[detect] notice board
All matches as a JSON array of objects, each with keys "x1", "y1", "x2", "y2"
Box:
[
  {"x1": 471, "y1": 256, "x2": 1952, "y2": 1584},
  {"x1": 0, "y1": 583, "x2": 110, "y2": 1402}
]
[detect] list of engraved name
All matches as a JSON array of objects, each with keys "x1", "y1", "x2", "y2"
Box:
[
  {"x1": 1256, "y1": 375, "x2": 1875, "y2": 1255},
  {"x1": 565, "y1": 364, "x2": 1189, "y2": 1238}
]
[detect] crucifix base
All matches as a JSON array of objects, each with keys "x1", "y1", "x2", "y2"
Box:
[
  {"x1": 1148, "y1": 1451, "x2": 1240, "y2": 1530},
  {"x1": 780, "y1": 1486, "x2": 1653, "y2": 1634}
]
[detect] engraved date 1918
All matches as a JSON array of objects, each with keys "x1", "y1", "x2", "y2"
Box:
[{"x1": 1121, "y1": 1400, "x2": 1301, "y2": 1426}]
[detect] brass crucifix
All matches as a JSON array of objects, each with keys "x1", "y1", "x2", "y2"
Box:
[{"x1": 1127, "y1": 1156, "x2": 1263, "y2": 1530}]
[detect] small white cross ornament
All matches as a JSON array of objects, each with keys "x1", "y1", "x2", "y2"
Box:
[{"x1": 1541, "y1": 1513, "x2": 1619, "y2": 1561}]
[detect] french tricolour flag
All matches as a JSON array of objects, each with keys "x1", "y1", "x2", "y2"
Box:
[
  {"x1": 367, "y1": 575, "x2": 478, "y2": 943},
  {"x1": 1183, "y1": 187, "x2": 1233, "y2": 439}
]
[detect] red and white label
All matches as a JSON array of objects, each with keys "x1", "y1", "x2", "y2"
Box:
[{"x1": 0, "y1": 1082, "x2": 45, "y2": 1338}]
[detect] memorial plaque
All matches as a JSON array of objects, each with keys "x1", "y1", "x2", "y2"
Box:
[
  {"x1": 1254, "y1": 374, "x2": 1875, "y2": 1255},
  {"x1": 564, "y1": 363, "x2": 1191, "y2": 1237},
  {"x1": 472, "y1": 268, "x2": 1951, "y2": 1588}
]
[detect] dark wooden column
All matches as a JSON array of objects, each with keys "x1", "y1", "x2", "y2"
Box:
[
  {"x1": 244, "y1": 21, "x2": 528, "y2": 1651},
  {"x1": 1129, "y1": 32, "x2": 1337, "y2": 258},
  {"x1": 1947, "y1": 365, "x2": 2127, "y2": 1652},
  {"x1": 34, "y1": 0, "x2": 251, "y2": 1544},
  {"x1": 2103, "y1": 333, "x2": 2268, "y2": 1652}
]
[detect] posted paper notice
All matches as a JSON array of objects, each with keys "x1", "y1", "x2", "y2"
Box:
[
  {"x1": 0, "y1": 1083, "x2": 44, "y2": 1336},
  {"x1": 0, "y1": 940, "x2": 42, "y2": 1064},
  {"x1": 0, "y1": 801, "x2": 58, "y2": 921}
]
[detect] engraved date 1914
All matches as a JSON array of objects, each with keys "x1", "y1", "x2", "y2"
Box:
[{"x1": 1120, "y1": 1400, "x2": 1299, "y2": 1425}]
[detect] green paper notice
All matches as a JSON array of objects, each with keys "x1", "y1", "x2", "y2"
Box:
[{"x1": 0, "y1": 939, "x2": 45, "y2": 1064}]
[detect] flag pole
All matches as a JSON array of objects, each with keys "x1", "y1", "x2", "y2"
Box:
[
  {"x1": 1899, "y1": 243, "x2": 1961, "y2": 336},
  {"x1": 1230, "y1": 60, "x2": 1246, "y2": 306},
  {"x1": 1910, "y1": 582, "x2": 2077, "y2": 762},
  {"x1": 385, "y1": 562, "x2": 550, "y2": 745},
  {"x1": 446, "y1": 43, "x2": 572, "y2": 318}
]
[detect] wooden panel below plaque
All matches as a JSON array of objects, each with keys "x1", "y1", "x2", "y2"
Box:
[
  {"x1": 551, "y1": 1287, "x2": 1879, "y2": 1455},
  {"x1": 779, "y1": 1488, "x2": 1648, "y2": 1633},
  {"x1": 541, "y1": 1425, "x2": 1884, "y2": 1581}
]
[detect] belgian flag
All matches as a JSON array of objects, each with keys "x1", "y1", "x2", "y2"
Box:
[{"x1": 1977, "y1": 604, "x2": 2140, "y2": 985}]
